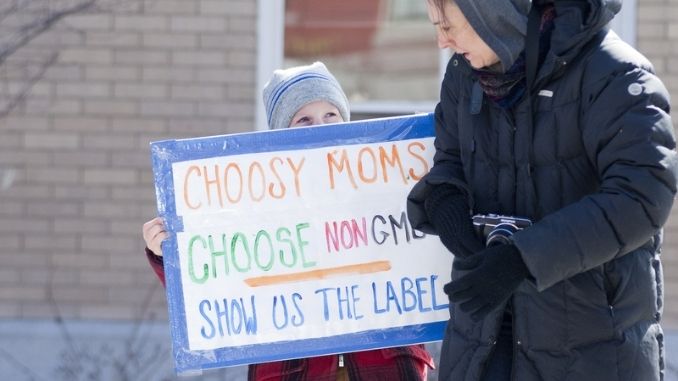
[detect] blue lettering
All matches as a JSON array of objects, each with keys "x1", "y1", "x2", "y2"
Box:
[
  {"x1": 272, "y1": 295, "x2": 289, "y2": 330},
  {"x1": 230, "y1": 298, "x2": 243, "y2": 334},
  {"x1": 291, "y1": 293, "x2": 305, "y2": 327},
  {"x1": 385, "y1": 281, "x2": 402, "y2": 314},
  {"x1": 197, "y1": 297, "x2": 258, "y2": 339},
  {"x1": 415, "y1": 277, "x2": 432, "y2": 312},
  {"x1": 401, "y1": 277, "x2": 417, "y2": 312},
  {"x1": 371, "y1": 282, "x2": 387, "y2": 314},
  {"x1": 199, "y1": 299, "x2": 215, "y2": 339},
  {"x1": 315, "y1": 287, "x2": 332, "y2": 321},
  {"x1": 337, "y1": 286, "x2": 352, "y2": 320},
  {"x1": 371, "y1": 275, "x2": 447, "y2": 315},
  {"x1": 351, "y1": 285, "x2": 363, "y2": 320},
  {"x1": 214, "y1": 297, "x2": 230, "y2": 336},
  {"x1": 243, "y1": 296, "x2": 258, "y2": 334},
  {"x1": 431, "y1": 275, "x2": 449, "y2": 310}
]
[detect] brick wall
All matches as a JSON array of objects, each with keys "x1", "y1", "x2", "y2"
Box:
[
  {"x1": 1, "y1": 1, "x2": 678, "y2": 330},
  {"x1": 637, "y1": 0, "x2": 678, "y2": 328},
  {"x1": 0, "y1": 0, "x2": 256, "y2": 321}
]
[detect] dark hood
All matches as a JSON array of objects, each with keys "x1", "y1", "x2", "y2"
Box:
[
  {"x1": 550, "y1": 0, "x2": 620, "y2": 58},
  {"x1": 533, "y1": 0, "x2": 621, "y2": 87}
]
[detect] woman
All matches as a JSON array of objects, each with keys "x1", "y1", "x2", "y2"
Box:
[
  {"x1": 408, "y1": 0, "x2": 676, "y2": 380},
  {"x1": 143, "y1": 62, "x2": 434, "y2": 381}
]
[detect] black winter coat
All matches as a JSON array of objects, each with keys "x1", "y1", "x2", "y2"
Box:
[{"x1": 407, "y1": 1, "x2": 678, "y2": 380}]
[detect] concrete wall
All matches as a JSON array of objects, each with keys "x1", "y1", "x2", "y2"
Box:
[
  {"x1": 0, "y1": 0, "x2": 257, "y2": 322},
  {"x1": 637, "y1": 0, "x2": 678, "y2": 328}
]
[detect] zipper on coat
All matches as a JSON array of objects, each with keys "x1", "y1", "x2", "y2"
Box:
[
  {"x1": 477, "y1": 336, "x2": 498, "y2": 381},
  {"x1": 477, "y1": 309, "x2": 505, "y2": 381},
  {"x1": 469, "y1": 138, "x2": 476, "y2": 188},
  {"x1": 510, "y1": 301, "x2": 518, "y2": 381},
  {"x1": 501, "y1": 108, "x2": 519, "y2": 213}
]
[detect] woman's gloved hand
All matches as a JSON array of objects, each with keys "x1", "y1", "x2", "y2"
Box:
[
  {"x1": 443, "y1": 243, "x2": 529, "y2": 321},
  {"x1": 424, "y1": 184, "x2": 484, "y2": 258}
]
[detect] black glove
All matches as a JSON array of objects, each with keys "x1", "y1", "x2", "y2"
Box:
[
  {"x1": 424, "y1": 184, "x2": 484, "y2": 258},
  {"x1": 443, "y1": 243, "x2": 529, "y2": 321}
]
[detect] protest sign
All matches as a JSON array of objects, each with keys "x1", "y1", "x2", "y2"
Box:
[{"x1": 150, "y1": 113, "x2": 452, "y2": 375}]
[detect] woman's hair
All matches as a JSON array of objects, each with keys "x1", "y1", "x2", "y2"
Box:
[{"x1": 428, "y1": 0, "x2": 450, "y2": 26}]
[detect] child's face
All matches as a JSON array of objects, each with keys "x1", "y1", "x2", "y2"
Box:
[{"x1": 289, "y1": 100, "x2": 344, "y2": 128}]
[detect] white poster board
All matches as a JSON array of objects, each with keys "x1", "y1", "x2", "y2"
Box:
[{"x1": 150, "y1": 113, "x2": 452, "y2": 375}]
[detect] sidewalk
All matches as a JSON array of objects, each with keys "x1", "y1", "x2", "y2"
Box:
[
  {"x1": 0, "y1": 319, "x2": 675, "y2": 380},
  {"x1": 667, "y1": 332, "x2": 678, "y2": 379}
]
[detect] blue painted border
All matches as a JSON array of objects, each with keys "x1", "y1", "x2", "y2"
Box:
[
  {"x1": 150, "y1": 113, "x2": 441, "y2": 374},
  {"x1": 179, "y1": 321, "x2": 447, "y2": 372}
]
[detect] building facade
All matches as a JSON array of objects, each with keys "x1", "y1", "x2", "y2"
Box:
[{"x1": 0, "y1": 0, "x2": 676, "y2": 379}]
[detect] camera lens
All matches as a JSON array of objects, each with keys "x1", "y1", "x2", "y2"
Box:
[{"x1": 486, "y1": 222, "x2": 520, "y2": 247}]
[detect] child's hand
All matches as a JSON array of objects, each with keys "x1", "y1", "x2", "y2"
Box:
[{"x1": 142, "y1": 217, "x2": 167, "y2": 256}]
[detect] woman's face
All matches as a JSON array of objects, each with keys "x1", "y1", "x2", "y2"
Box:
[
  {"x1": 289, "y1": 100, "x2": 344, "y2": 128},
  {"x1": 426, "y1": 0, "x2": 500, "y2": 69}
]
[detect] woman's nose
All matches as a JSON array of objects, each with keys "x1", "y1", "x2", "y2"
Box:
[{"x1": 437, "y1": 32, "x2": 453, "y2": 50}]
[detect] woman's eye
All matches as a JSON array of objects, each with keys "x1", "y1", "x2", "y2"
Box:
[
  {"x1": 295, "y1": 116, "x2": 310, "y2": 124},
  {"x1": 325, "y1": 112, "x2": 337, "y2": 118}
]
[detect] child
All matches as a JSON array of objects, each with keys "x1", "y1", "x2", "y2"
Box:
[{"x1": 142, "y1": 62, "x2": 434, "y2": 381}]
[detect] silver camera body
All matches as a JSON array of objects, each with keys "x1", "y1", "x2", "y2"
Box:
[{"x1": 472, "y1": 214, "x2": 532, "y2": 247}]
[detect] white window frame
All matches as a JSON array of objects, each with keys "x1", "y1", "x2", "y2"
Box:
[
  {"x1": 610, "y1": 0, "x2": 636, "y2": 46},
  {"x1": 255, "y1": 0, "x2": 285, "y2": 130},
  {"x1": 256, "y1": 1, "x2": 637, "y2": 121}
]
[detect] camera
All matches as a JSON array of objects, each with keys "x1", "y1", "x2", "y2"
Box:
[{"x1": 472, "y1": 214, "x2": 532, "y2": 247}]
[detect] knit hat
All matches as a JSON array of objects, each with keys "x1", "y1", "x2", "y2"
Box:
[
  {"x1": 262, "y1": 62, "x2": 350, "y2": 130},
  {"x1": 454, "y1": 0, "x2": 532, "y2": 72}
]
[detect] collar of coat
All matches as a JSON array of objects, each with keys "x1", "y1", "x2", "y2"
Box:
[{"x1": 454, "y1": 0, "x2": 620, "y2": 93}]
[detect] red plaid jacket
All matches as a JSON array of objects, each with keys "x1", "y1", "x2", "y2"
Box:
[{"x1": 146, "y1": 249, "x2": 434, "y2": 381}]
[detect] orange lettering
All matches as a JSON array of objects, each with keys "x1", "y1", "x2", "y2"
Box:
[
  {"x1": 407, "y1": 141, "x2": 430, "y2": 181},
  {"x1": 287, "y1": 157, "x2": 305, "y2": 197},
  {"x1": 183, "y1": 165, "x2": 202, "y2": 210},
  {"x1": 202, "y1": 165, "x2": 223, "y2": 207},
  {"x1": 327, "y1": 149, "x2": 357, "y2": 189},
  {"x1": 248, "y1": 162, "x2": 266, "y2": 202},
  {"x1": 379, "y1": 145, "x2": 407, "y2": 184},
  {"x1": 224, "y1": 163, "x2": 243, "y2": 203},
  {"x1": 357, "y1": 147, "x2": 377, "y2": 184},
  {"x1": 268, "y1": 157, "x2": 286, "y2": 199}
]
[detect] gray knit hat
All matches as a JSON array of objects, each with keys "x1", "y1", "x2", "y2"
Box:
[
  {"x1": 262, "y1": 62, "x2": 350, "y2": 130},
  {"x1": 454, "y1": 0, "x2": 532, "y2": 72}
]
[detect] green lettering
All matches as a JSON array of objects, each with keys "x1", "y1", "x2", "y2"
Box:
[
  {"x1": 208, "y1": 234, "x2": 228, "y2": 278},
  {"x1": 230, "y1": 233, "x2": 252, "y2": 272},
  {"x1": 188, "y1": 235, "x2": 209, "y2": 284},
  {"x1": 276, "y1": 227, "x2": 297, "y2": 268},
  {"x1": 254, "y1": 230, "x2": 274, "y2": 271},
  {"x1": 296, "y1": 222, "x2": 315, "y2": 268}
]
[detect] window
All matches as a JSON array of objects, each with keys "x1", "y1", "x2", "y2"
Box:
[
  {"x1": 283, "y1": 0, "x2": 442, "y2": 118},
  {"x1": 256, "y1": 0, "x2": 442, "y2": 127},
  {"x1": 256, "y1": 0, "x2": 637, "y2": 127}
]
